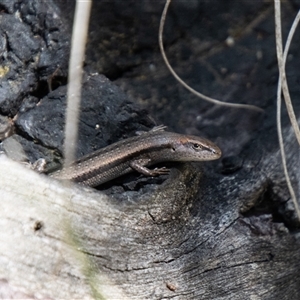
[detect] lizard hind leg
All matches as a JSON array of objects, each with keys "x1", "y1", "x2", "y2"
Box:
[{"x1": 135, "y1": 124, "x2": 167, "y2": 136}]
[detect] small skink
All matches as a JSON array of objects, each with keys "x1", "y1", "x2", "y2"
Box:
[{"x1": 50, "y1": 127, "x2": 221, "y2": 187}]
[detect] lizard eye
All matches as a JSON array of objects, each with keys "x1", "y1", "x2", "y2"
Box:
[{"x1": 193, "y1": 143, "x2": 202, "y2": 150}]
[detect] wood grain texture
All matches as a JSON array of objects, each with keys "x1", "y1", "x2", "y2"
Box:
[
  {"x1": 1, "y1": 149, "x2": 300, "y2": 299},
  {"x1": 0, "y1": 157, "x2": 128, "y2": 299}
]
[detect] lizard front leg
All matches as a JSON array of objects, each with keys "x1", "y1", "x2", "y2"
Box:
[{"x1": 130, "y1": 159, "x2": 169, "y2": 177}]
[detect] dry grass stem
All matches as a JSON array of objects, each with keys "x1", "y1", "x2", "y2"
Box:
[
  {"x1": 159, "y1": 0, "x2": 264, "y2": 113},
  {"x1": 274, "y1": 0, "x2": 300, "y2": 220},
  {"x1": 64, "y1": 0, "x2": 92, "y2": 167}
]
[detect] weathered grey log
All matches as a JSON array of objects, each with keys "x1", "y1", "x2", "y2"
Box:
[
  {"x1": 0, "y1": 156, "x2": 128, "y2": 299},
  {"x1": 1, "y1": 115, "x2": 300, "y2": 299}
]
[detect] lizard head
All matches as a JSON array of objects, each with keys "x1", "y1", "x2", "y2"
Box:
[{"x1": 170, "y1": 134, "x2": 222, "y2": 161}]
